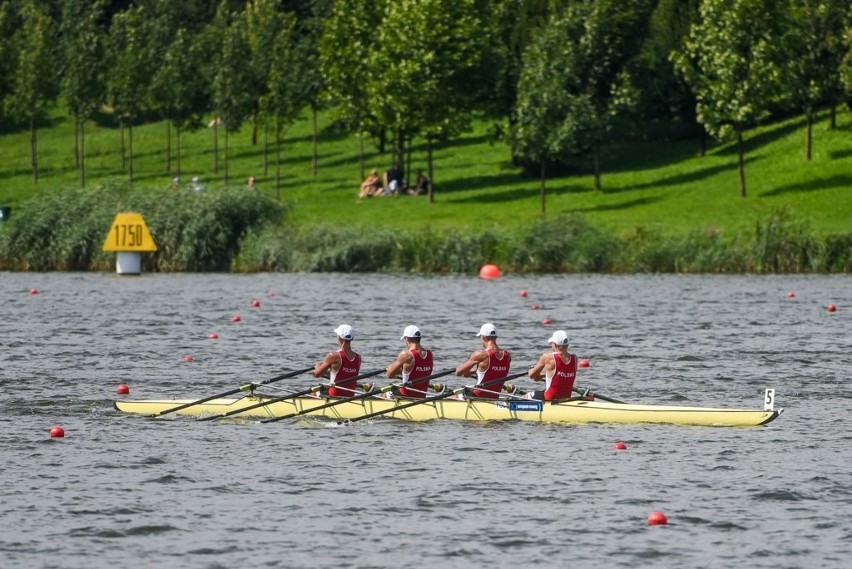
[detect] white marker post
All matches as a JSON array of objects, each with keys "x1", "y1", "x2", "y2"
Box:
[{"x1": 102, "y1": 213, "x2": 158, "y2": 275}]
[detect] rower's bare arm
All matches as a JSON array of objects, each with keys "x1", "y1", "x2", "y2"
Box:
[
  {"x1": 386, "y1": 350, "x2": 411, "y2": 378},
  {"x1": 455, "y1": 350, "x2": 486, "y2": 377},
  {"x1": 313, "y1": 352, "x2": 338, "y2": 378},
  {"x1": 528, "y1": 353, "x2": 548, "y2": 381}
]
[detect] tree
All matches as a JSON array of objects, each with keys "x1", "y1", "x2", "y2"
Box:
[
  {"x1": 673, "y1": 0, "x2": 788, "y2": 197},
  {"x1": 366, "y1": 0, "x2": 488, "y2": 203},
  {"x1": 784, "y1": 0, "x2": 849, "y2": 158},
  {"x1": 7, "y1": 0, "x2": 58, "y2": 183},
  {"x1": 59, "y1": 0, "x2": 107, "y2": 187},
  {"x1": 107, "y1": 5, "x2": 154, "y2": 184},
  {"x1": 209, "y1": 2, "x2": 255, "y2": 184},
  {"x1": 511, "y1": 0, "x2": 653, "y2": 203}
]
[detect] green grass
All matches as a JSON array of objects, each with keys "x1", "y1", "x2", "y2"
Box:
[{"x1": 1, "y1": 106, "x2": 850, "y2": 241}]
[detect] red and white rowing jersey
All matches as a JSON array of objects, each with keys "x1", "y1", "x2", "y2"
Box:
[
  {"x1": 472, "y1": 348, "x2": 510, "y2": 399},
  {"x1": 328, "y1": 349, "x2": 361, "y2": 397},
  {"x1": 398, "y1": 349, "x2": 433, "y2": 398},
  {"x1": 544, "y1": 352, "x2": 576, "y2": 400}
]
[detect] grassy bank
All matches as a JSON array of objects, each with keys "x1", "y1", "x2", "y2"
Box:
[{"x1": 1, "y1": 106, "x2": 851, "y2": 272}]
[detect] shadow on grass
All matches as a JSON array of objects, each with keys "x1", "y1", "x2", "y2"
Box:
[
  {"x1": 830, "y1": 148, "x2": 852, "y2": 160},
  {"x1": 437, "y1": 172, "x2": 526, "y2": 194},
  {"x1": 761, "y1": 174, "x2": 852, "y2": 197},
  {"x1": 565, "y1": 195, "x2": 665, "y2": 213},
  {"x1": 713, "y1": 118, "x2": 805, "y2": 157},
  {"x1": 444, "y1": 181, "x2": 588, "y2": 204},
  {"x1": 610, "y1": 161, "x2": 740, "y2": 193}
]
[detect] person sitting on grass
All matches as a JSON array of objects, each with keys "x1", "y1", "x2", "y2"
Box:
[
  {"x1": 359, "y1": 169, "x2": 383, "y2": 199},
  {"x1": 408, "y1": 169, "x2": 428, "y2": 196}
]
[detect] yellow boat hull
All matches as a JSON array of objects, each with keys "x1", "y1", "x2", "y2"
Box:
[{"x1": 114, "y1": 395, "x2": 781, "y2": 427}]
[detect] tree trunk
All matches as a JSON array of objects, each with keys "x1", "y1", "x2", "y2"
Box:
[
  {"x1": 212, "y1": 122, "x2": 219, "y2": 174},
  {"x1": 427, "y1": 137, "x2": 434, "y2": 204},
  {"x1": 593, "y1": 145, "x2": 601, "y2": 191},
  {"x1": 736, "y1": 125, "x2": 747, "y2": 198},
  {"x1": 275, "y1": 121, "x2": 282, "y2": 200},
  {"x1": 830, "y1": 105, "x2": 836, "y2": 129},
  {"x1": 359, "y1": 135, "x2": 365, "y2": 181},
  {"x1": 176, "y1": 127, "x2": 182, "y2": 177},
  {"x1": 80, "y1": 119, "x2": 86, "y2": 188},
  {"x1": 128, "y1": 123, "x2": 134, "y2": 185},
  {"x1": 166, "y1": 121, "x2": 172, "y2": 173},
  {"x1": 30, "y1": 116, "x2": 38, "y2": 184},
  {"x1": 540, "y1": 161, "x2": 546, "y2": 215},
  {"x1": 120, "y1": 123, "x2": 126, "y2": 170},
  {"x1": 224, "y1": 126, "x2": 229, "y2": 184},
  {"x1": 74, "y1": 118, "x2": 80, "y2": 169},
  {"x1": 312, "y1": 104, "x2": 318, "y2": 177},
  {"x1": 263, "y1": 118, "x2": 269, "y2": 177},
  {"x1": 805, "y1": 111, "x2": 812, "y2": 161}
]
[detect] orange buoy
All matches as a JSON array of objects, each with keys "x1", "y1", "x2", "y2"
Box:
[
  {"x1": 479, "y1": 264, "x2": 501, "y2": 279},
  {"x1": 579, "y1": 359, "x2": 590, "y2": 368},
  {"x1": 50, "y1": 426, "x2": 65, "y2": 438},
  {"x1": 231, "y1": 315, "x2": 241, "y2": 322},
  {"x1": 647, "y1": 511, "x2": 668, "y2": 525},
  {"x1": 614, "y1": 441, "x2": 627, "y2": 450},
  {"x1": 116, "y1": 384, "x2": 130, "y2": 395},
  {"x1": 251, "y1": 299, "x2": 261, "y2": 307},
  {"x1": 827, "y1": 303, "x2": 837, "y2": 313},
  {"x1": 183, "y1": 355, "x2": 194, "y2": 363},
  {"x1": 209, "y1": 332, "x2": 219, "y2": 339}
]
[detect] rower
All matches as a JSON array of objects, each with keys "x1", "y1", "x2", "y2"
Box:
[
  {"x1": 454, "y1": 322, "x2": 511, "y2": 399},
  {"x1": 386, "y1": 325, "x2": 434, "y2": 398},
  {"x1": 313, "y1": 324, "x2": 361, "y2": 397},
  {"x1": 525, "y1": 330, "x2": 577, "y2": 401}
]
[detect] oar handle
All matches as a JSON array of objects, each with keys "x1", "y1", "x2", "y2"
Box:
[{"x1": 572, "y1": 385, "x2": 625, "y2": 404}]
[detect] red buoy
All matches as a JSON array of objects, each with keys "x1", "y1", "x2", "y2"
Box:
[
  {"x1": 541, "y1": 318, "x2": 552, "y2": 325},
  {"x1": 117, "y1": 383, "x2": 130, "y2": 395},
  {"x1": 29, "y1": 288, "x2": 38, "y2": 295},
  {"x1": 209, "y1": 332, "x2": 219, "y2": 339},
  {"x1": 786, "y1": 291, "x2": 796, "y2": 298},
  {"x1": 231, "y1": 315, "x2": 241, "y2": 322},
  {"x1": 614, "y1": 441, "x2": 627, "y2": 450},
  {"x1": 479, "y1": 264, "x2": 501, "y2": 280},
  {"x1": 183, "y1": 355, "x2": 194, "y2": 363},
  {"x1": 531, "y1": 304, "x2": 540, "y2": 310},
  {"x1": 827, "y1": 303, "x2": 837, "y2": 313},
  {"x1": 251, "y1": 299, "x2": 261, "y2": 307},
  {"x1": 520, "y1": 290, "x2": 528, "y2": 298},
  {"x1": 579, "y1": 359, "x2": 590, "y2": 368},
  {"x1": 267, "y1": 291, "x2": 275, "y2": 297},
  {"x1": 50, "y1": 426, "x2": 65, "y2": 438},
  {"x1": 647, "y1": 511, "x2": 668, "y2": 525}
]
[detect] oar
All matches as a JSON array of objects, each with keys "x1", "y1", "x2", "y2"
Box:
[
  {"x1": 151, "y1": 366, "x2": 313, "y2": 417},
  {"x1": 260, "y1": 368, "x2": 455, "y2": 424},
  {"x1": 199, "y1": 368, "x2": 386, "y2": 421},
  {"x1": 342, "y1": 370, "x2": 528, "y2": 424},
  {"x1": 573, "y1": 385, "x2": 625, "y2": 404}
]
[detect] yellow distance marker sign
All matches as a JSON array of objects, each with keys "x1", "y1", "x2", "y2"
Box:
[{"x1": 102, "y1": 213, "x2": 158, "y2": 252}]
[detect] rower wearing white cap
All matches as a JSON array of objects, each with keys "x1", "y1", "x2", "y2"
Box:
[
  {"x1": 454, "y1": 322, "x2": 511, "y2": 399},
  {"x1": 314, "y1": 324, "x2": 361, "y2": 397},
  {"x1": 385, "y1": 325, "x2": 434, "y2": 398},
  {"x1": 525, "y1": 330, "x2": 577, "y2": 401}
]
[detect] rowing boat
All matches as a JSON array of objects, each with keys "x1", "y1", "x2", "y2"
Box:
[{"x1": 114, "y1": 394, "x2": 782, "y2": 427}]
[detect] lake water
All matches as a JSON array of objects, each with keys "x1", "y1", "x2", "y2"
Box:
[{"x1": 1, "y1": 272, "x2": 850, "y2": 568}]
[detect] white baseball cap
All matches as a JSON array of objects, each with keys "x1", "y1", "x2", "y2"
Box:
[
  {"x1": 547, "y1": 330, "x2": 571, "y2": 346},
  {"x1": 400, "y1": 325, "x2": 422, "y2": 340},
  {"x1": 476, "y1": 323, "x2": 498, "y2": 338},
  {"x1": 334, "y1": 324, "x2": 355, "y2": 341}
]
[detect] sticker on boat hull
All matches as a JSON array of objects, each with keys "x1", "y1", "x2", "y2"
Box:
[{"x1": 509, "y1": 400, "x2": 543, "y2": 412}]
